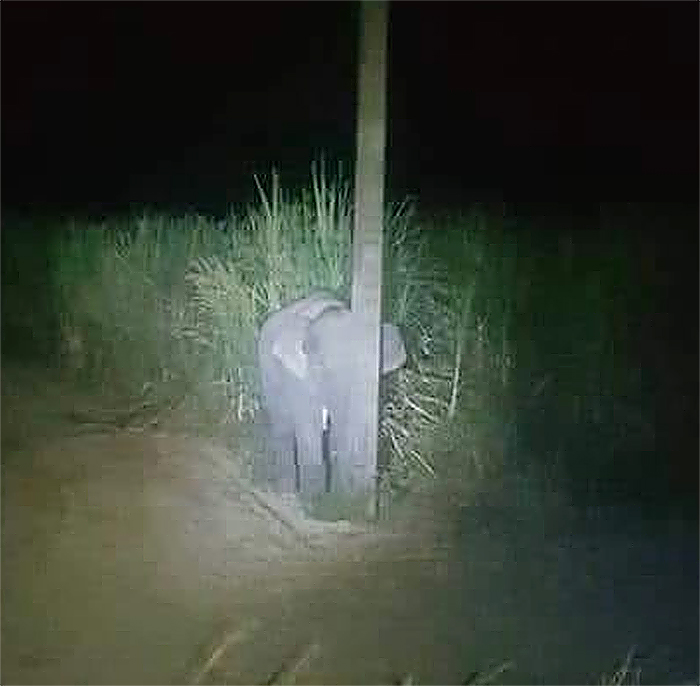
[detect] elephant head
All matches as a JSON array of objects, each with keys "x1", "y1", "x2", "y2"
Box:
[{"x1": 258, "y1": 292, "x2": 406, "y2": 497}]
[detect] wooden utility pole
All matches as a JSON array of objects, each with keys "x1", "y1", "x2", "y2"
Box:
[{"x1": 348, "y1": 0, "x2": 388, "y2": 508}]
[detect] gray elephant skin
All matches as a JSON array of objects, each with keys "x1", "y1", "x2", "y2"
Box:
[{"x1": 258, "y1": 291, "x2": 406, "y2": 497}]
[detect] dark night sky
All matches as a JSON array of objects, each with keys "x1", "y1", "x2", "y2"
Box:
[{"x1": 2, "y1": 1, "x2": 698, "y2": 214}]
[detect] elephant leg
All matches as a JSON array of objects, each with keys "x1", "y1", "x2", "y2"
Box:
[
  {"x1": 266, "y1": 422, "x2": 298, "y2": 494},
  {"x1": 294, "y1": 413, "x2": 326, "y2": 498},
  {"x1": 330, "y1": 402, "x2": 368, "y2": 495},
  {"x1": 258, "y1": 368, "x2": 298, "y2": 493}
]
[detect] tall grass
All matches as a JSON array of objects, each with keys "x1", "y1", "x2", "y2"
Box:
[
  {"x1": 35, "y1": 165, "x2": 517, "y2": 501},
  {"x1": 380, "y1": 204, "x2": 518, "y2": 499}
]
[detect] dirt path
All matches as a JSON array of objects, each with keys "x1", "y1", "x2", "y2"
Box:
[
  {"x1": 2, "y1": 367, "x2": 697, "y2": 685},
  {"x1": 0, "y1": 366, "x2": 453, "y2": 684}
]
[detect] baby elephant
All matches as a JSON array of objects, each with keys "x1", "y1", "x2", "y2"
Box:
[{"x1": 258, "y1": 291, "x2": 406, "y2": 497}]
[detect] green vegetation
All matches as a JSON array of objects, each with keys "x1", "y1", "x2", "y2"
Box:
[
  {"x1": 2, "y1": 166, "x2": 517, "y2": 508},
  {"x1": 2, "y1": 166, "x2": 667, "y2": 516}
]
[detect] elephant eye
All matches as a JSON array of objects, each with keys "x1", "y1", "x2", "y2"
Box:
[{"x1": 303, "y1": 333, "x2": 322, "y2": 357}]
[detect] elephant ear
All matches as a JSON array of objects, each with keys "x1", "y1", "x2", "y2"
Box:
[
  {"x1": 271, "y1": 319, "x2": 311, "y2": 380},
  {"x1": 381, "y1": 323, "x2": 407, "y2": 373},
  {"x1": 270, "y1": 294, "x2": 347, "y2": 381}
]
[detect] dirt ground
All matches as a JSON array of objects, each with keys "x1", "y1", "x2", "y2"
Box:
[{"x1": 2, "y1": 366, "x2": 698, "y2": 685}]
